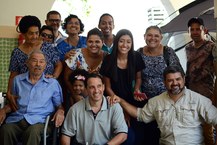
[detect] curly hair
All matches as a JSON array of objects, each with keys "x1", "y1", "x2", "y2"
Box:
[
  {"x1": 62, "y1": 14, "x2": 84, "y2": 34},
  {"x1": 16, "y1": 15, "x2": 41, "y2": 34}
]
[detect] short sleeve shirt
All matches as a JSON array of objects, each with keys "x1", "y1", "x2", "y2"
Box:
[
  {"x1": 61, "y1": 96, "x2": 128, "y2": 145},
  {"x1": 185, "y1": 40, "x2": 217, "y2": 98},
  {"x1": 6, "y1": 72, "x2": 63, "y2": 124},
  {"x1": 57, "y1": 36, "x2": 87, "y2": 61}
]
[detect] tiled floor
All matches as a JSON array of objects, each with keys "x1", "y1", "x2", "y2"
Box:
[{"x1": 0, "y1": 38, "x2": 18, "y2": 92}]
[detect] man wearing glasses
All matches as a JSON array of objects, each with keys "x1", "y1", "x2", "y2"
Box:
[{"x1": 45, "y1": 10, "x2": 66, "y2": 46}]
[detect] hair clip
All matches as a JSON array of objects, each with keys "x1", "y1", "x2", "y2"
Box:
[{"x1": 75, "y1": 75, "x2": 85, "y2": 81}]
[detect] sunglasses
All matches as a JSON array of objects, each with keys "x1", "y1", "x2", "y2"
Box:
[{"x1": 41, "y1": 33, "x2": 54, "y2": 39}]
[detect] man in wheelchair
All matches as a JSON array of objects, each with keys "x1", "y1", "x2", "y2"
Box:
[{"x1": 0, "y1": 50, "x2": 64, "y2": 145}]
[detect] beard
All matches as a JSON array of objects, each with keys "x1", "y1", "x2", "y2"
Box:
[{"x1": 168, "y1": 85, "x2": 184, "y2": 95}]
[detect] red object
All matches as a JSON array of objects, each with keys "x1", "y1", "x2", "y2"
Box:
[
  {"x1": 15, "y1": 16, "x2": 23, "y2": 26},
  {"x1": 18, "y1": 34, "x2": 24, "y2": 46},
  {"x1": 134, "y1": 92, "x2": 148, "y2": 99}
]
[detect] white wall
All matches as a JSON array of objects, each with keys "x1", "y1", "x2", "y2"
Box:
[{"x1": 0, "y1": 0, "x2": 55, "y2": 26}]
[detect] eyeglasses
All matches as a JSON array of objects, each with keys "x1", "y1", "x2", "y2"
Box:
[
  {"x1": 48, "y1": 19, "x2": 61, "y2": 23},
  {"x1": 67, "y1": 22, "x2": 80, "y2": 25},
  {"x1": 41, "y1": 33, "x2": 54, "y2": 39}
]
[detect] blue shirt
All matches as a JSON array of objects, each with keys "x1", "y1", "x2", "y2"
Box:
[
  {"x1": 6, "y1": 72, "x2": 63, "y2": 125},
  {"x1": 57, "y1": 36, "x2": 87, "y2": 61}
]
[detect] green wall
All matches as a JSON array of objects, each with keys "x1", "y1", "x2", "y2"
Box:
[{"x1": 0, "y1": 38, "x2": 18, "y2": 92}]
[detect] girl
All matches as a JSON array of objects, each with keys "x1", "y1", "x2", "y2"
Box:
[{"x1": 69, "y1": 69, "x2": 88, "y2": 106}]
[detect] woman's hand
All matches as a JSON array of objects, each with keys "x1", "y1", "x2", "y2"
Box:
[
  {"x1": 64, "y1": 49, "x2": 76, "y2": 60},
  {"x1": 133, "y1": 90, "x2": 148, "y2": 101},
  {"x1": 6, "y1": 93, "x2": 18, "y2": 111},
  {"x1": 107, "y1": 95, "x2": 121, "y2": 106}
]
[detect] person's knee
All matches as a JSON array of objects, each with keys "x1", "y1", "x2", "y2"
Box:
[
  {"x1": 25, "y1": 124, "x2": 44, "y2": 136},
  {"x1": 22, "y1": 124, "x2": 44, "y2": 144},
  {"x1": 0, "y1": 124, "x2": 17, "y2": 135}
]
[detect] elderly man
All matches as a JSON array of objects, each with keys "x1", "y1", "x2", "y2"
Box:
[
  {"x1": 61, "y1": 73, "x2": 127, "y2": 145},
  {"x1": 0, "y1": 50, "x2": 64, "y2": 145},
  {"x1": 110, "y1": 65, "x2": 217, "y2": 145}
]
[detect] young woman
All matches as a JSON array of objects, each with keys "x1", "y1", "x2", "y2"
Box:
[
  {"x1": 100, "y1": 29, "x2": 145, "y2": 145},
  {"x1": 39, "y1": 25, "x2": 55, "y2": 43},
  {"x1": 57, "y1": 14, "x2": 87, "y2": 61},
  {"x1": 64, "y1": 28, "x2": 107, "y2": 111}
]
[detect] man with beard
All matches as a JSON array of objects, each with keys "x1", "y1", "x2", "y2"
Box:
[{"x1": 108, "y1": 65, "x2": 217, "y2": 145}]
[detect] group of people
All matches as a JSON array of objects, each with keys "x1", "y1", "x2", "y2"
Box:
[{"x1": 0, "y1": 9, "x2": 216, "y2": 145}]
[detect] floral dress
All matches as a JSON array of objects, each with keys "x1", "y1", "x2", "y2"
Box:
[
  {"x1": 65, "y1": 48, "x2": 106, "y2": 73},
  {"x1": 139, "y1": 46, "x2": 181, "y2": 98},
  {"x1": 9, "y1": 42, "x2": 60, "y2": 75}
]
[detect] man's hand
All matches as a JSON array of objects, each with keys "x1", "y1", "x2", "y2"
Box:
[
  {"x1": 51, "y1": 108, "x2": 65, "y2": 127},
  {"x1": 7, "y1": 93, "x2": 18, "y2": 111}
]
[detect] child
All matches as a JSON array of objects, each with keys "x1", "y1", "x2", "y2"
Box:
[{"x1": 69, "y1": 69, "x2": 88, "y2": 106}]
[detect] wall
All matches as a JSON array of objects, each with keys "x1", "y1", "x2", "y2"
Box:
[
  {"x1": 0, "y1": 26, "x2": 18, "y2": 92},
  {"x1": 0, "y1": 0, "x2": 55, "y2": 92},
  {"x1": 0, "y1": 0, "x2": 55, "y2": 26}
]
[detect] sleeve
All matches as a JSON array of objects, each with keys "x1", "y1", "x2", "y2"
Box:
[
  {"x1": 134, "y1": 51, "x2": 145, "y2": 72},
  {"x1": 56, "y1": 41, "x2": 66, "y2": 61},
  {"x1": 52, "y1": 80, "x2": 63, "y2": 107},
  {"x1": 61, "y1": 107, "x2": 77, "y2": 137},
  {"x1": 167, "y1": 47, "x2": 181, "y2": 66},
  {"x1": 111, "y1": 104, "x2": 128, "y2": 134},
  {"x1": 51, "y1": 46, "x2": 61, "y2": 64},
  {"x1": 99, "y1": 55, "x2": 110, "y2": 77},
  {"x1": 197, "y1": 94, "x2": 217, "y2": 125},
  {"x1": 12, "y1": 75, "x2": 18, "y2": 96},
  {"x1": 137, "y1": 100, "x2": 155, "y2": 123},
  {"x1": 9, "y1": 48, "x2": 19, "y2": 72},
  {"x1": 211, "y1": 42, "x2": 217, "y2": 62}
]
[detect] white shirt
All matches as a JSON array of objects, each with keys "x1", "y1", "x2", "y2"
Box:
[{"x1": 137, "y1": 88, "x2": 217, "y2": 145}]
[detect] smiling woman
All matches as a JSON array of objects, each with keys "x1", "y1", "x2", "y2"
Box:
[
  {"x1": 40, "y1": 25, "x2": 55, "y2": 43},
  {"x1": 6, "y1": 15, "x2": 63, "y2": 112},
  {"x1": 57, "y1": 14, "x2": 87, "y2": 61},
  {"x1": 63, "y1": 27, "x2": 107, "y2": 110},
  {"x1": 51, "y1": 0, "x2": 164, "y2": 49}
]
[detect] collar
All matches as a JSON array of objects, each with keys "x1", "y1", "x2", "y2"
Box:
[
  {"x1": 85, "y1": 96, "x2": 109, "y2": 111},
  {"x1": 20, "y1": 72, "x2": 49, "y2": 83}
]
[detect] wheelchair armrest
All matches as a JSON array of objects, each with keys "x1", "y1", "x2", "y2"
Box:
[
  {"x1": 43, "y1": 115, "x2": 50, "y2": 145},
  {"x1": 43, "y1": 115, "x2": 60, "y2": 145}
]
